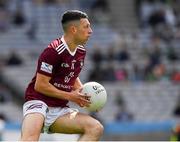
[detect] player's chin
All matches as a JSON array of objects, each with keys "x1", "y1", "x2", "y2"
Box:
[
  {"x1": 87, "y1": 35, "x2": 91, "y2": 39},
  {"x1": 82, "y1": 39, "x2": 89, "y2": 44},
  {"x1": 86, "y1": 36, "x2": 90, "y2": 41}
]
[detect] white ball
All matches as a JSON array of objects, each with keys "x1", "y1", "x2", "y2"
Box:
[{"x1": 82, "y1": 82, "x2": 107, "y2": 112}]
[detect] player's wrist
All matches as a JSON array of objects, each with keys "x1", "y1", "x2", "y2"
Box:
[{"x1": 64, "y1": 92, "x2": 73, "y2": 101}]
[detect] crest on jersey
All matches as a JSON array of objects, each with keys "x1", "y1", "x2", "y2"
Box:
[
  {"x1": 71, "y1": 60, "x2": 76, "y2": 70},
  {"x1": 40, "y1": 62, "x2": 53, "y2": 73}
]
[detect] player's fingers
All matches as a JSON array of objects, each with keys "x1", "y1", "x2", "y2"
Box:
[
  {"x1": 79, "y1": 88, "x2": 83, "y2": 92},
  {"x1": 77, "y1": 88, "x2": 83, "y2": 93},
  {"x1": 80, "y1": 93, "x2": 91, "y2": 100},
  {"x1": 79, "y1": 103, "x2": 84, "y2": 107},
  {"x1": 84, "y1": 93, "x2": 91, "y2": 100},
  {"x1": 81, "y1": 98, "x2": 91, "y2": 107},
  {"x1": 81, "y1": 96, "x2": 91, "y2": 102},
  {"x1": 79, "y1": 102, "x2": 89, "y2": 107},
  {"x1": 83, "y1": 98, "x2": 91, "y2": 103},
  {"x1": 79, "y1": 95, "x2": 90, "y2": 102},
  {"x1": 78, "y1": 101, "x2": 89, "y2": 107},
  {"x1": 84, "y1": 95, "x2": 91, "y2": 101}
]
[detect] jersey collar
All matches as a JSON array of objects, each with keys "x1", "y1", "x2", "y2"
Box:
[{"x1": 61, "y1": 36, "x2": 77, "y2": 56}]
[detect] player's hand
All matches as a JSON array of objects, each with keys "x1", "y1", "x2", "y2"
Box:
[{"x1": 70, "y1": 88, "x2": 91, "y2": 107}]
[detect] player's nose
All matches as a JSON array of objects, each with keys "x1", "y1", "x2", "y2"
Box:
[{"x1": 89, "y1": 27, "x2": 93, "y2": 35}]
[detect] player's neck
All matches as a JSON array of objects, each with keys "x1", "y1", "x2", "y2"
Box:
[{"x1": 63, "y1": 34, "x2": 77, "y2": 52}]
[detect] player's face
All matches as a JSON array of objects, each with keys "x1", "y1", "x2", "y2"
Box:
[{"x1": 75, "y1": 18, "x2": 92, "y2": 45}]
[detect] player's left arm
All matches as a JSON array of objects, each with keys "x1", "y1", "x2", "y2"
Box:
[{"x1": 73, "y1": 77, "x2": 83, "y2": 90}]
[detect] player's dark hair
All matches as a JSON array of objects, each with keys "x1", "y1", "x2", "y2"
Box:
[{"x1": 61, "y1": 10, "x2": 88, "y2": 31}]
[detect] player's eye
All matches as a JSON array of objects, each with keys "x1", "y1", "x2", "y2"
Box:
[
  {"x1": 85, "y1": 24, "x2": 90, "y2": 29},
  {"x1": 83, "y1": 25, "x2": 88, "y2": 28}
]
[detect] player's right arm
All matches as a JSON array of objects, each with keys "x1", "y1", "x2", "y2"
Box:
[
  {"x1": 34, "y1": 47, "x2": 90, "y2": 107},
  {"x1": 35, "y1": 73, "x2": 90, "y2": 107}
]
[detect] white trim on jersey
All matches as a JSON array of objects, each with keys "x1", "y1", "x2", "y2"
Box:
[
  {"x1": 57, "y1": 45, "x2": 65, "y2": 52},
  {"x1": 56, "y1": 36, "x2": 86, "y2": 56},
  {"x1": 56, "y1": 43, "x2": 63, "y2": 51},
  {"x1": 55, "y1": 43, "x2": 66, "y2": 55},
  {"x1": 61, "y1": 36, "x2": 77, "y2": 56},
  {"x1": 77, "y1": 45, "x2": 86, "y2": 51},
  {"x1": 78, "y1": 45, "x2": 84, "y2": 48},
  {"x1": 58, "y1": 48, "x2": 66, "y2": 54}
]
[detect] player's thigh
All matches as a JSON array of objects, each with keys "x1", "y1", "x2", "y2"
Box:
[
  {"x1": 21, "y1": 113, "x2": 45, "y2": 136},
  {"x1": 49, "y1": 112, "x2": 100, "y2": 134}
]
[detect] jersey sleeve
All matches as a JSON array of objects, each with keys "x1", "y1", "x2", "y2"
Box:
[{"x1": 37, "y1": 48, "x2": 59, "y2": 77}]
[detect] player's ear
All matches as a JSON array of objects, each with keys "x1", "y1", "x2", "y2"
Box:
[{"x1": 70, "y1": 25, "x2": 77, "y2": 34}]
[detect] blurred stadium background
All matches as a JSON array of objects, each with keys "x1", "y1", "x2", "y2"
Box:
[{"x1": 0, "y1": 0, "x2": 180, "y2": 141}]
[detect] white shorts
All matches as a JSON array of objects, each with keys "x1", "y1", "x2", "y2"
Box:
[{"x1": 23, "y1": 100, "x2": 79, "y2": 133}]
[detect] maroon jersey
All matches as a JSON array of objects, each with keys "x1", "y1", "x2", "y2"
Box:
[{"x1": 25, "y1": 36, "x2": 86, "y2": 107}]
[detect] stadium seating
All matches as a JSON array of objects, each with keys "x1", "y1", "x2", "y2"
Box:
[{"x1": 0, "y1": 0, "x2": 179, "y2": 140}]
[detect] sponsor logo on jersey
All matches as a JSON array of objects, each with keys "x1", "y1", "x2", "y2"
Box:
[
  {"x1": 61, "y1": 63, "x2": 70, "y2": 68},
  {"x1": 40, "y1": 62, "x2": 53, "y2": 73},
  {"x1": 54, "y1": 82, "x2": 72, "y2": 89}
]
